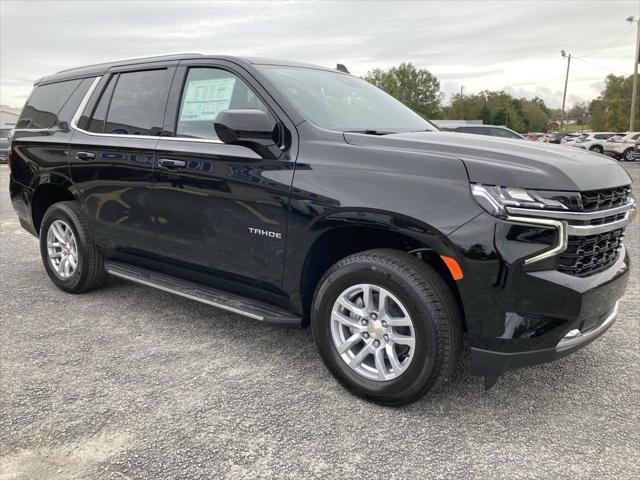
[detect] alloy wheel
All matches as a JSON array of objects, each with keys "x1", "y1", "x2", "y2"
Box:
[
  {"x1": 46, "y1": 220, "x2": 78, "y2": 279},
  {"x1": 330, "y1": 284, "x2": 416, "y2": 381}
]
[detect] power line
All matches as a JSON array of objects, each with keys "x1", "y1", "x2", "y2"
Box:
[
  {"x1": 578, "y1": 26, "x2": 635, "y2": 58},
  {"x1": 572, "y1": 56, "x2": 629, "y2": 76}
]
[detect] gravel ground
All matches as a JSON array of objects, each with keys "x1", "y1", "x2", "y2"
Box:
[{"x1": 1, "y1": 163, "x2": 639, "y2": 480}]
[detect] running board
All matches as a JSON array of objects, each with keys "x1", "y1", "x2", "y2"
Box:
[{"x1": 105, "y1": 261, "x2": 301, "y2": 325}]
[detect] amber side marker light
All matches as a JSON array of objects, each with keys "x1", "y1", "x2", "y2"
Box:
[{"x1": 440, "y1": 255, "x2": 464, "y2": 280}]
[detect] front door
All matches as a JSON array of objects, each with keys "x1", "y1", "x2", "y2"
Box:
[{"x1": 151, "y1": 64, "x2": 295, "y2": 294}]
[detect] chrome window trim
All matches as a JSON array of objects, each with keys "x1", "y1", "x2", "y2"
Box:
[
  {"x1": 70, "y1": 75, "x2": 224, "y2": 145},
  {"x1": 505, "y1": 215, "x2": 568, "y2": 265},
  {"x1": 70, "y1": 76, "x2": 101, "y2": 130}
]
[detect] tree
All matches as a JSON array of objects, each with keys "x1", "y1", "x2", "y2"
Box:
[
  {"x1": 521, "y1": 100, "x2": 549, "y2": 132},
  {"x1": 364, "y1": 63, "x2": 442, "y2": 118},
  {"x1": 567, "y1": 102, "x2": 588, "y2": 124},
  {"x1": 589, "y1": 98, "x2": 606, "y2": 131}
]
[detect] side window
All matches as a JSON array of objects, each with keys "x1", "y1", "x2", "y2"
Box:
[
  {"x1": 176, "y1": 68, "x2": 269, "y2": 140},
  {"x1": 57, "y1": 78, "x2": 94, "y2": 125},
  {"x1": 102, "y1": 69, "x2": 172, "y2": 135},
  {"x1": 457, "y1": 126, "x2": 486, "y2": 135},
  {"x1": 88, "y1": 76, "x2": 116, "y2": 133},
  {"x1": 632, "y1": 134, "x2": 640, "y2": 140},
  {"x1": 16, "y1": 79, "x2": 82, "y2": 129},
  {"x1": 490, "y1": 127, "x2": 519, "y2": 138}
]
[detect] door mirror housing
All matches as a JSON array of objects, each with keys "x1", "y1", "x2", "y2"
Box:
[{"x1": 214, "y1": 109, "x2": 282, "y2": 159}]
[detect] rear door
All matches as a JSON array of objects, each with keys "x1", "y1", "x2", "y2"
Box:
[
  {"x1": 150, "y1": 60, "x2": 296, "y2": 294},
  {"x1": 69, "y1": 65, "x2": 176, "y2": 254}
]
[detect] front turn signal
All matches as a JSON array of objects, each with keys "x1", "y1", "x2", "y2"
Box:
[{"x1": 440, "y1": 255, "x2": 464, "y2": 281}]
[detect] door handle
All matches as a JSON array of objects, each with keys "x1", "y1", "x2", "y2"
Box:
[
  {"x1": 158, "y1": 158, "x2": 186, "y2": 169},
  {"x1": 75, "y1": 151, "x2": 96, "y2": 161}
]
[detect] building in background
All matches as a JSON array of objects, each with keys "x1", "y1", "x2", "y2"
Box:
[{"x1": 1, "y1": 105, "x2": 20, "y2": 130}]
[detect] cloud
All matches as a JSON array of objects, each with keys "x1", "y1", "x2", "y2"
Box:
[{"x1": 1, "y1": 0, "x2": 637, "y2": 110}]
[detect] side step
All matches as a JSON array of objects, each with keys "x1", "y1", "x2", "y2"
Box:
[{"x1": 105, "y1": 261, "x2": 302, "y2": 325}]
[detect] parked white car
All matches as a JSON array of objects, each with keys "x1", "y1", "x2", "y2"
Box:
[
  {"x1": 560, "y1": 133, "x2": 588, "y2": 146},
  {"x1": 603, "y1": 132, "x2": 640, "y2": 161},
  {"x1": 573, "y1": 132, "x2": 623, "y2": 154}
]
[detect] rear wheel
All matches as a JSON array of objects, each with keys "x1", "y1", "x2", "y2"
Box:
[
  {"x1": 589, "y1": 145, "x2": 603, "y2": 154},
  {"x1": 311, "y1": 249, "x2": 461, "y2": 406},
  {"x1": 39, "y1": 201, "x2": 108, "y2": 293},
  {"x1": 623, "y1": 148, "x2": 635, "y2": 161}
]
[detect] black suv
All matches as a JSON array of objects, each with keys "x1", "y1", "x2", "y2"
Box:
[{"x1": 9, "y1": 54, "x2": 634, "y2": 405}]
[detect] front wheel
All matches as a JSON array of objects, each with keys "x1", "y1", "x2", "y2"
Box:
[
  {"x1": 589, "y1": 145, "x2": 603, "y2": 154},
  {"x1": 311, "y1": 249, "x2": 462, "y2": 406},
  {"x1": 39, "y1": 201, "x2": 108, "y2": 293},
  {"x1": 623, "y1": 148, "x2": 635, "y2": 161}
]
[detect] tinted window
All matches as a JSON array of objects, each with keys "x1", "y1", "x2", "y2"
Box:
[
  {"x1": 632, "y1": 134, "x2": 640, "y2": 140},
  {"x1": 258, "y1": 65, "x2": 434, "y2": 131},
  {"x1": 16, "y1": 79, "x2": 82, "y2": 129},
  {"x1": 57, "y1": 78, "x2": 94, "y2": 125},
  {"x1": 103, "y1": 69, "x2": 172, "y2": 135},
  {"x1": 489, "y1": 127, "x2": 521, "y2": 139},
  {"x1": 457, "y1": 126, "x2": 487, "y2": 135},
  {"x1": 88, "y1": 76, "x2": 116, "y2": 133},
  {"x1": 594, "y1": 134, "x2": 611, "y2": 140},
  {"x1": 176, "y1": 68, "x2": 269, "y2": 140}
]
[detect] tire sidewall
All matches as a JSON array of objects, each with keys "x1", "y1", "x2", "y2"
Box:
[
  {"x1": 312, "y1": 260, "x2": 440, "y2": 401},
  {"x1": 39, "y1": 204, "x2": 87, "y2": 292},
  {"x1": 623, "y1": 148, "x2": 634, "y2": 161},
  {"x1": 589, "y1": 145, "x2": 603, "y2": 154}
]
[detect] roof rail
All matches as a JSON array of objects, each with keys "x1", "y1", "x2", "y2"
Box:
[{"x1": 55, "y1": 53, "x2": 204, "y2": 74}]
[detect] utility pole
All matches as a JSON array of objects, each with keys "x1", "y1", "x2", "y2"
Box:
[
  {"x1": 627, "y1": 16, "x2": 640, "y2": 131},
  {"x1": 560, "y1": 50, "x2": 571, "y2": 132},
  {"x1": 460, "y1": 85, "x2": 464, "y2": 119}
]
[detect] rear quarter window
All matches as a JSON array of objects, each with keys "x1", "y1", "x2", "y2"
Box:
[{"x1": 16, "y1": 79, "x2": 85, "y2": 129}]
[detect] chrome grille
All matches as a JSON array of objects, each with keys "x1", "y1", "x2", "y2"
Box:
[
  {"x1": 558, "y1": 229, "x2": 625, "y2": 277},
  {"x1": 506, "y1": 184, "x2": 633, "y2": 277},
  {"x1": 580, "y1": 186, "x2": 631, "y2": 212}
]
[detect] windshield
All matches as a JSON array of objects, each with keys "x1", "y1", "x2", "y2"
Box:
[{"x1": 257, "y1": 65, "x2": 436, "y2": 132}]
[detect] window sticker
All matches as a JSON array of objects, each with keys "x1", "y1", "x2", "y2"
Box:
[{"x1": 180, "y1": 77, "x2": 236, "y2": 121}]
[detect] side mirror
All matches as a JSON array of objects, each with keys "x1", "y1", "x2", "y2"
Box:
[{"x1": 214, "y1": 109, "x2": 281, "y2": 159}]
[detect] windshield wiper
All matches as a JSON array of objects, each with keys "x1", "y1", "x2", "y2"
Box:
[{"x1": 347, "y1": 129, "x2": 394, "y2": 136}]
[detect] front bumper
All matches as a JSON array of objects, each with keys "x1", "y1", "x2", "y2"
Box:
[
  {"x1": 470, "y1": 299, "x2": 621, "y2": 379},
  {"x1": 447, "y1": 206, "x2": 631, "y2": 380},
  {"x1": 604, "y1": 145, "x2": 628, "y2": 157}
]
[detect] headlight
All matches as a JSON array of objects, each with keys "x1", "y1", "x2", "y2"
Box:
[{"x1": 471, "y1": 184, "x2": 576, "y2": 217}]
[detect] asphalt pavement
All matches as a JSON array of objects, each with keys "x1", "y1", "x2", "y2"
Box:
[{"x1": 1, "y1": 163, "x2": 639, "y2": 480}]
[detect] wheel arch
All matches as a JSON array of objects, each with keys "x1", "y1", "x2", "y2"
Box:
[
  {"x1": 294, "y1": 209, "x2": 466, "y2": 328},
  {"x1": 30, "y1": 174, "x2": 78, "y2": 234}
]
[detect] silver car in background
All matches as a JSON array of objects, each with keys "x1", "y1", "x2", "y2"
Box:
[{"x1": 0, "y1": 128, "x2": 11, "y2": 163}]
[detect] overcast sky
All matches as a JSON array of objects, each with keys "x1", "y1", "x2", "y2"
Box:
[{"x1": 1, "y1": 0, "x2": 638, "y2": 110}]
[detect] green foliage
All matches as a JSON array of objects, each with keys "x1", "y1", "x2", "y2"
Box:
[
  {"x1": 567, "y1": 102, "x2": 588, "y2": 122},
  {"x1": 589, "y1": 74, "x2": 638, "y2": 131},
  {"x1": 364, "y1": 63, "x2": 442, "y2": 119},
  {"x1": 521, "y1": 101, "x2": 549, "y2": 132},
  {"x1": 445, "y1": 90, "x2": 548, "y2": 133},
  {"x1": 362, "y1": 62, "x2": 634, "y2": 133}
]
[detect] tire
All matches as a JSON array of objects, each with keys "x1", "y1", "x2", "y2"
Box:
[
  {"x1": 39, "y1": 201, "x2": 108, "y2": 293},
  {"x1": 589, "y1": 145, "x2": 603, "y2": 154},
  {"x1": 311, "y1": 249, "x2": 462, "y2": 406},
  {"x1": 623, "y1": 148, "x2": 635, "y2": 161}
]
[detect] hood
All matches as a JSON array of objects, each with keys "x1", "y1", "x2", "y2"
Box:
[{"x1": 344, "y1": 131, "x2": 632, "y2": 191}]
